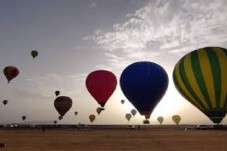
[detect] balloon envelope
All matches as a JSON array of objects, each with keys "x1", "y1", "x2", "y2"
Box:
[
  {"x1": 31, "y1": 50, "x2": 38, "y2": 58},
  {"x1": 54, "y1": 96, "x2": 72, "y2": 117},
  {"x1": 173, "y1": 47, "x2": 227, "y2": 124},
  {"x1": 22, "y1": 115, "x2": 26, "y2": 121},
  {"x1": 131, "y1": 109, "x2": 137, "y2": 117},
  {"x1": 121, "y1": 100, "x2": 125, "y2": 104},
  {"x1": 89, "y1": 114, "x2": 96, "y2": 123},
  {"x1": 157, "y1": 116, "x2": 164, "y2": 124},
  {"x1": 2, "y1": 100, "x2": 8, "y2": 106},
  {"x1": 3, "y1": 66, "x2": 19, "y2": 83},
  {"x1": 125, "y1": 113, "x2": 132, "y2": 121},
  {"x1": 86, "y1": 70, "x2": 117, "y2": 107},
  {"x1": 55, "y1": 90, "x2": 60, "y2": 96},
  {"x1": 172, "y1": 115, "x2": 181, "y2": 125},
  {"x1": 120, "y1": 61, "x2": 168, "y2": 119}
]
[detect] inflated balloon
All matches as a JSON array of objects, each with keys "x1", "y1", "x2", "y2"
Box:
[
  {"x1": 74, "y1": 111, "x2": 78, "y2": 116},
  {"x1": 157, "y1": 116, "x2": 164, "y2": 125},
  {"x1": 31, "y1": 50, "x2": 38, "y2": 59},
  {"x1": 3, "y1": 66, "x2": 19, "y2": 83},
  {"x1": 22, "y1": 115, "x2": 26, "y2": 121},
  {"x1": 125, "y1": 113, "x2": 132, "y2": 121},
  {"x1": 55, "y1": 90, "x2": 60, "y2": 96},
  {"x1": 2, "y1": 100, "x2": 8, "y2": 106},
  {"x1": 172, "y1": 115, "x2": 181, "y2": 125},
  {"x1": 131, "y1": 109, "x2": 137, "y2": 117},
  {"x1": 96, "y1": 107, "x2": 104, "y2": 115},
  {"x1": 86, "y1": 70, "x2": 117, "y2": 107},
  {"x1": 173, "y1": 47, "x2": 227, "y2": 124},
  {"x1": 89, "y1": 114, "x2": 96, "y2": 123},
  {"x1": 121, "y1": 99, "x2": 125, "y2": 104},
  {"x1": 54, "y1": 96, "x2": 72, "y2": 117},
  {"x1": 120, "y1": 61, "x2": 168, "y2": 119},
  {"x1": 54, "y1": 120, "x2": 57, "y2": 124}
]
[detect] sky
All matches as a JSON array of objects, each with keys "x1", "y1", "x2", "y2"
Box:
[{"x1": 0, "y1": 0, "x2": 227, "y2": 125}]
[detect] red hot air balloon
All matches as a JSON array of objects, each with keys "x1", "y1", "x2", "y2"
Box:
[
  {"x1": 54, "y1": 96, "x2": 72, "y2": 117},
  {"x1": 86, "y1": 70, "x2": 117, "y2": 108},
  {"x1": 3, "y1": 66, "x2": 19, "y2": 83}
]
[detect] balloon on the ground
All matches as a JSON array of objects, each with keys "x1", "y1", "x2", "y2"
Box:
[
  {"x1": 89, "y1": 114, "x2": 96, "y2": 123},
  {"x1": 3, "y1": 66, "x2": 19, "y2": 83},
  {"x1": 125, "y1": 113, "x2": 132, "y2": 121},
  {"x1": 120, "y1": 61, "x2": 169, "y2": 120},
  {"x1": 31, "y1": 50, "x2": 38, "y2": 59},
  {"x1": 172, "y1": 115, "x2": 181, "y2": 125},
  {"x1": 54, "y1": 96, "x2": 72, "y2": 117},
  {"x1": 173, "y1": 47, "x2": 227, "y2": 124},
  {"x1": 86, "y1": 70, "x2": 117, "y2": 108},
  {"x1": 157, "y1": 116, "x2": 164, "y2": 124}
]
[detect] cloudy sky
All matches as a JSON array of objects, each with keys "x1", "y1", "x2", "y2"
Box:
[{"x1": 0, "y1": 0, "x2": 226, "y2": 125}]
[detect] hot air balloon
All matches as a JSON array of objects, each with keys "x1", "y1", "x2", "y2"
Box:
[
  {"x1": 89, "y1": 114, "x2": 96, "y2": 123},
  {"x1": 54, "y1": 96, "x2": 72, "y2": 117},
  {"x1": 131, "y1": 109, "x2": 137, "y2": 117},
  {"x1": 157, "y1": 116, "x2": 164, "y2": 125},
  {"x1": 172, "y1": 115, "x2": 181, "y2": 125},
  {"x1": 121, "y1": 99, "x2": 125, "y2": 104},
  {"x1": 86, "y1": 70, "x2": 117, "y2": 108},
  {"x1": 125, "y1": 113, "x2": 132, "y2": 121},
  {"x1": 22, "y1": 115, "x2": 27, "y2": 121},
  {"x1": 120, "y1": 61, "x2": 169, "y2": 120},
  {"x1": 96, "y1": 107, "x2": 104, "y2": 115},
  {"x1": 173, "y1": 47, "x2": 227, "y2": 124},
  {"x1": 75, "y1": 111, "x2": 78, "y2": 116},
  {"x1": 54, "y1": 120, "x2": 57, "y2": 124},
  {"x1": 3, "y1": 66, "x2": 19, "y2": 83},
  {"x1": 55, "y1": 90, "x2": 60, "y2": 97},
  {"x1": 31, "y1": 50, "x2": 38, "y2": 59},
  {"x1": 2, "y1": 100, "x2": 8, "y2": 106}
]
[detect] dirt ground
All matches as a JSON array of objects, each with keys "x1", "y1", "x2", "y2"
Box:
[{"x1": 0, "y1": 126, "x2": 227, "y2": 151}]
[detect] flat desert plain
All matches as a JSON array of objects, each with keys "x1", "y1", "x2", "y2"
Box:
[{"x1": 0, "y1": 126, "x2": 227, "y2": 151}]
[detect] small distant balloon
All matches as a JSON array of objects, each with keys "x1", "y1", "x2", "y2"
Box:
[
  {"x1": 3, "y1": 66, "x2": 19, "y2": 83},
  {"x1": 31, "y1": 50, "x2": 38, "y2": 59},
  {"x1": 157, "y1": 116, "x2": 164, "y2": 125},
  {"x1": 172, "y1": 115, "x2": 181, "y2": 125},
  {"x1": 125, "y1": 113, "x2": 132, "y2": 121},
  {"x1": 2, "y1": 100, "x2": 8, "y2": 106},
  {"x1": 54, "y1": 96, "x2": 73, "y2": 117},
  {"x1": 121, "y1": 100, "x2": 125, "y2": 104},
  {"x1": 130, "y1": 109, "x2": 137, "y2": 117},
  {"x1": 54, "y1": 120, "x2": 57, "y2": 124},
  {"x1": 74, "y1": 111, "x2": 78, "y2": 116},
  {"x1": 89, "y1": 114, "x2": 96, "y2": 123},
  {"x1": 55, "y1": 90, "x2": 60, "y2": 96},
  {"x1": 22, "y1": 115, "x2": 27, "y2": 121}
]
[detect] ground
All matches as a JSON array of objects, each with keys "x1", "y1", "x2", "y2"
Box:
[{"x1": 0, "y1": 126, "x2": 227, "y2": 151}]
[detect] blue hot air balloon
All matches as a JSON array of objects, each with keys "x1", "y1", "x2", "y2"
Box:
[{"x1": 120, "y1": 61, "x2": 168, "y2": 120}]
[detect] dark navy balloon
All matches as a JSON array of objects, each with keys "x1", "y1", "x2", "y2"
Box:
[{"x1": 120, "y1": 61, "x2": 168, "y2": 119}]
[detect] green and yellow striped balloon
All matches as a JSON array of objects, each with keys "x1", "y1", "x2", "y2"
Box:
[{"x1": 173, "y1": 47, "x2": 227, "y2": 124}]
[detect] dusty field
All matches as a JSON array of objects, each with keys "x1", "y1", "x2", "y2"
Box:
[{"x1": 0, "y1": 126, "x2": 227, "y2": 151}]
